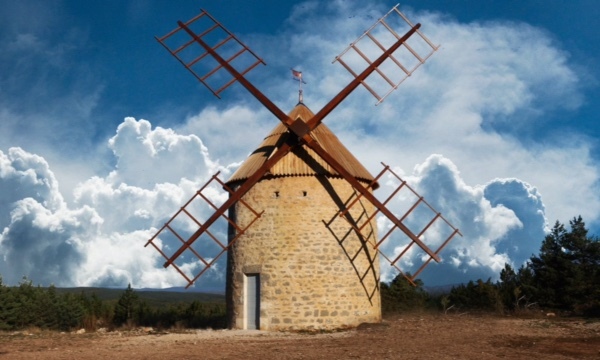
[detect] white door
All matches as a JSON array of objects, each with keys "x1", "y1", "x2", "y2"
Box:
[{"x1": 245, "y1": 273, "x2": 260, "y2": 330}]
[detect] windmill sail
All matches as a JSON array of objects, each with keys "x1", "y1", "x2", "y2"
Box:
[
  {"x1": 147, "y1": 5, "x2": 460, "y2": 291},
  {"x1": 333, "y1": 4, "x2": 439, "y2": 104}
]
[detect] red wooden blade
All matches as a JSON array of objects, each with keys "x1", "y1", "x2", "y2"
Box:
[
  {"x1": 175, "y1": 12, "x2": 421, "y2": 141},
  {"x1": 163, "y1": 134, "x2": 298, "y2": 267},
  {"x1": 305, "y1": 23, "x2": 421, "y2": 131},
  {"x1": 146, "y1": 172, "x2": 263, "y2": 287},
  {"x1": 301, "y1": 137, "x2": 441, "y2": 262},
  {"x1": 157, "y1": 10, "x2": 448, "y2": 280},
  {"x1": 162, "y1": 22, "x2": 426, "y2": 268}
]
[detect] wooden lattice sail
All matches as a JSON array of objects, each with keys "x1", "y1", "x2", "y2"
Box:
[{"x1": 145, "y1": 5, "x2": 461, "y2": 330}]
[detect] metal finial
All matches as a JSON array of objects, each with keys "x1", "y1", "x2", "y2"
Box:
[{"x1": 291, "y1": 69, "x2": 306, "y2": 104}]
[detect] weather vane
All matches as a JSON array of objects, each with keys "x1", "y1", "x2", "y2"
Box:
[{"x1": 291, "y1": 68, "x2": 306, "y2": 104}]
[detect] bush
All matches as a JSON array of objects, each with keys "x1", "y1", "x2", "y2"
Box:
[{"x1": 381, "y1": 274, "x2": 429, "y2": 314}]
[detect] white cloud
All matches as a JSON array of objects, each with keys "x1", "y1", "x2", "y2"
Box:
[
  {"x1": 0, "y1": 148, "x2": 100, "y2": 285},
  {"x1": 106, "y1": 117, "x2": 220, "y2": 187},
  {"x1": 178, "y1": 106, "x2": 273, "y2": 167},
  {"x1": 0, "y1": 0, "x2": 597, "y2": 290},
  {"x1": 0, "y1": 148, "x2": 64, "y2": 224},
  {"x1": 72, "y1": 118, "x2": 231, "y2": 289},
  {"x1": 0, "y1": 120, "x2": 548, "y2": 289},
  {"x1": 377, "y1": 155, "x2": 546, "y2": 285},
  {"x1": 252, "y1": 2, "x2": 596, "y2": 228},
  {"x1": 0, "y1": 120, "x2": 229, "y2": 290}
]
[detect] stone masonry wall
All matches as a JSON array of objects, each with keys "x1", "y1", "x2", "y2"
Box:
[{"x1": 226, "y1": 175, "x2": 381, "y2": 331}]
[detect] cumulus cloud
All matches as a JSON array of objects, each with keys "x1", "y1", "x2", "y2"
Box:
[
  {"x1": 0, "y1": 119, "x2": 228, "y2": 289},
  {"x1": 0, "y1": 139, "x2": 547, "y2": 288},
  {"x1": 106, "y1": 117, "x2": 221, "y2": 187},
  {"x1": 0, "y1": 148, "x2": 93, "y2": 285},
  {"x1": 0, "y1": 0, "x2": 597, "y2": 290},
  {"x1": 0, "y1": 198, "x2": 98, "y2": 286},
  {"x1": 377, "y1": 155, "x2": 546, "y2": 286},
  {"x1": 240, "y1": 1, "x2": 596, "y2": 228},
  {"x1": 0, "y1": 148, "x2": 63, "y2": 223},
  {"x1": 73, "y1": 118, "x2": 230, "y2": 289},
  {"x1": 178, "y1": 105, "x2": 274, "y2": 167}
]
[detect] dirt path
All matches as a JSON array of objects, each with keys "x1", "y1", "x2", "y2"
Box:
[{"x1": 2, "y1": 313, "x2": 599, "y2": 359}]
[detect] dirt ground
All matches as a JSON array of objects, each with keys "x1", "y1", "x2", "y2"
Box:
[{"x1": 1, "y1": 313, "x2": 599, "y2": 359}]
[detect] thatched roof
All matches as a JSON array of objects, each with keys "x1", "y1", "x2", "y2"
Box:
[{"x1": 226, "y1": 103, "x2": 377, "y2": 187}]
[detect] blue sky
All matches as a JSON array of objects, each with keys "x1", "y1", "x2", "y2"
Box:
[{"x1": 0, "y1": 0, "x2": 598, "y2": 290}]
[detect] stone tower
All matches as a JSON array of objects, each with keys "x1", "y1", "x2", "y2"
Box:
[{"x1": 225, "y1": 102, "x2": 381, "y2": 331}]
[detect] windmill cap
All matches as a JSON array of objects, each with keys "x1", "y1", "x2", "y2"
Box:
[{"x1": 225, "y1": 103, "x2": 378, "y2": 189}]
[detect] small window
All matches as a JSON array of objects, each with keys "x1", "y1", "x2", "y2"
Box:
[
  {"x1": 302, "y1": 191, "x2": 307, "y2": 197},
  {"x1": 274, "y1": 191, "x2": 280, "y2": 198}
]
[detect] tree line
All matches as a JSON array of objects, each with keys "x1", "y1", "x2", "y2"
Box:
[
  {"x1": 382, "y1": 216, "x2": 600, "y2": 317},
  {"x1": 0, "y1": 281, "x2": 225, "y2": 331}
]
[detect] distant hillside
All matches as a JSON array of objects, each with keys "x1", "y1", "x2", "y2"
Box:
[
  {"x1": 55, "y1": 287, "x2": 225, "y2": 307},
  {"x1": 423, "y1": 284, "x2": 461, "y2": 295}
]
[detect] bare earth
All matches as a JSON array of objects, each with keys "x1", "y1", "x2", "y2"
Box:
[{"x1": 2, "y1": 313, "x2": 599, "y2": 359}]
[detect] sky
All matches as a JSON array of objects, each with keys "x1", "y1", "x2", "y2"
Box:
[{"x1": 0, "y1": 0, "x2": 598, "y2": 291}]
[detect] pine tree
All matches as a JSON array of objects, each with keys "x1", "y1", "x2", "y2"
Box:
[
  {"x1": 380, "y1": 274, "x2": 428, "y2": 313},
  {"x1": 113, "y1": 284, "x2": 140, "y2": 327},
  {"x1": 529, "y1": 221, "x2": 571, "y2": 308},
  {"x1": 515, "y1": 264, "x2": 536, "y2": 309},
  {"x1": 449, "y1": 278, "x2": 501, "y2": 312},
  {"x1": 529, "y1": 217, "x2": 600, "y2": 315},
  {"x1": 498, "y1": 263, "x2": 518, "y2": 310}
]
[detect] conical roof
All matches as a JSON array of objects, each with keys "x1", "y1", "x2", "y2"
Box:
[{"x1": 226, "y1": 103, "x2": 377, "y2": 187}]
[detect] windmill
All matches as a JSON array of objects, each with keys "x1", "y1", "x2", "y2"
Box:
[{"x1": 146, "y1": 5, "x2": 461, "y2": 331}]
